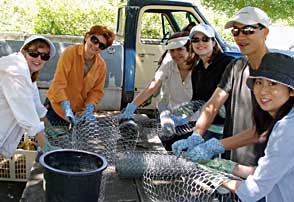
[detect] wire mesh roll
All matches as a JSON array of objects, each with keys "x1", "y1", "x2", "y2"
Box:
[
  {"x1": 115, "y1": 151, "x2": 196, "y2": 178},
  {"x1": 115, "y1": 150, "x2": 240, "y2": 202}
]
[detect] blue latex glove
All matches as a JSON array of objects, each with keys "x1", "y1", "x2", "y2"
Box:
[
  {"x1": 171, "y1": 132, "x2": 204, "y2": 157},
  {"x1": 81, "y1": 104, "x2": 96, "y2": 122},
  {"x1": 183, "y1": 138, "x2": 225, "y2": 162},
  {"x1": 61, "y1": 100, "x2": 76, "y2": 124},
  {"x1": 160, "y1": 110, "x2": 176, "y2": 137},
  {"x1": 41, "y1": 139, "x2": 60, "y2": 153},
  {"x1": 171, "y1": 114, "x2": 188, "y2": 126},
  {"x1": 119, "y1": 103, "x2": 137, "y2": 120}
]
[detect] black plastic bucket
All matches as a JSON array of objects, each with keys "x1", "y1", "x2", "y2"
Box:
[{"x1": 39, "y1": 149, "x2": 107, "y2": 202}]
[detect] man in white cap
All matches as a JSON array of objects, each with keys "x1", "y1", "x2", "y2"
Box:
[
  {"x1": 0, "y1": 35, "x2": 58, "y2": 157},
  {"x1": 172, "y1": 7, "x2": 271, "y2": 167}
]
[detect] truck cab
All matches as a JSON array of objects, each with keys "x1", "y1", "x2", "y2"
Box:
[{"x1": 117, "y1": 0, "x2": 240, "y2": 110}]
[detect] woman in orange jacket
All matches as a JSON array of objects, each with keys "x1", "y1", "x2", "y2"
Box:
[{"x1": 45, "y1": 25, "x2": 115, "y2": 125}]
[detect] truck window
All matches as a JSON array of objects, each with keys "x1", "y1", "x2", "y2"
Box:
[
  {"x1": 140, "y1": 10, "x2": 198, "y2": 45},
  {"x1": 140, "y1": 12, "x2": 173, "y2": 44}
]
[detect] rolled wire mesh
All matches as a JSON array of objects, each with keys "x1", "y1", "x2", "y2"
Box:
[{"x1": 115, "y1": 150, "x2": 241, "y2": 202}]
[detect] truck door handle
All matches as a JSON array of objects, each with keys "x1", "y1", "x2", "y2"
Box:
[{"x1": 138, "y1": 53, "x2": 156, "y2": 57}]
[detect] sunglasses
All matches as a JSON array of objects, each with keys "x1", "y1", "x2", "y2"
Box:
[
  {"x1": 231, "y1": 25, "x2": 263, "y2": 37},
  {"x1": 190, "y1": 36, "x2": 211, "y2": 43},
  {"x1": 26, "y1": 49, "x2": 50, "y2": 61},
  {"x1": 90, "y1": 35, "x2": 107, "y2": 50}
]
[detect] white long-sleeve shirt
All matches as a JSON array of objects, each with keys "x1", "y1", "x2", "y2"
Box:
[
  {"x1": 0, "y1": 52, "x2": 47, "y2": 157},
  {"x1": 236, "y1": 108, "x2": 294, "y2": 202}
]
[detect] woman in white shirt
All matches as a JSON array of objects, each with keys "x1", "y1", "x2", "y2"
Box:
[
  {"x1": 0, "y1": 35, "x2": 57, "y2": 157},
  {"x1": 119, "y1": 31, "x2": 193, "y2": 149}
]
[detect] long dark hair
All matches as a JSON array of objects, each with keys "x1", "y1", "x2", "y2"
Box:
[{"x1": 253, "y1": 87, "x2": 294, "y2": 144}]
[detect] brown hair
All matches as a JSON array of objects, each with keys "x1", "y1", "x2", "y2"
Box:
[
  {"x1": 84, "y1": 25, "x2": 115, "y2": 48},
  {"x1": 22, "y1": 39, "x2": 50, "y2": 82},
  {"x1": 187, "y1": 37, "x2": 220, "y2": 65}
]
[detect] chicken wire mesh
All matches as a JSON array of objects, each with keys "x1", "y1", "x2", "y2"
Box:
[
  {"x1": 46, "y1": 113, "x2": 122, "y2": 202},
  {"x1": 115, "y1": 150, "x2": 241, "y2": 202}
]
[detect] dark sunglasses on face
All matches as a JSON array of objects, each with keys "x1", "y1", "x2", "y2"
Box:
[
  {"x1": 90, "y1": 35, "x2": 107, "y2": 50},
  {"x1": 190, "y1": 36, "x2": 211, "y2": 43},
  {"x1": 231, "y1": 25, "x2": 264, "y2": 37},
  {"x1": 26, "y1": 49, "x2": 50, "y2": 61}
]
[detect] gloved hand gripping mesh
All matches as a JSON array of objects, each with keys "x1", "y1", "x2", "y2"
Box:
[{"x1": 158, "y1": 100, "x2": 205, "y2": 140}]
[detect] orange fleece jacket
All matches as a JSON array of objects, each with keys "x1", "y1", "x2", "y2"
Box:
[{"x1": 46, "y1": 44, "x2": 106, "y2": 120}]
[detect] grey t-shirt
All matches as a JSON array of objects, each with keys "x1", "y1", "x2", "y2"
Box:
[{"x1": 218, "y1": 57, "x2": 266, "y2": 166}]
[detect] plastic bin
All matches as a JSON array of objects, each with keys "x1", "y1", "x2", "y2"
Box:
[
  {"x1": 40, "y1": 149, "x2": 107, "y2": 202},
  {"x1": 0, "y1": 149, "x2": 37, "y2": 182}
]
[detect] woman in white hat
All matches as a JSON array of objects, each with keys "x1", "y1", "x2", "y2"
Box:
[
  {"x1": 221, "y1": 53, "x2": 294, "y2": 202},
  {"x1": 120, "y1": 31, "x2": 193, "y2": 147},
  {"x1": 0, "y1": 35, "x2": 57, "y2": 157}
]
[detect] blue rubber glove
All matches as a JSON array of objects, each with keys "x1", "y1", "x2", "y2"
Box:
[
  {"x1": 183, "y1": 138, "x2": 225, "y2": 162},
  {"x1": 119, "y1": 103, "x2": 137, "y2": 120},
  {"x1": 171, "y1": 132, "x2": 204, "y2": 157},
  {"x1": 61, "y1": 100, "x2": 76, "y2": 124},
  {"x1": 171, "y1": 114, "x2": 188, "y2": 126},
  {"x1": 41, "y1": 139, "x2": 60, "y2": 153},
  {"x1": 160, "y1": 110, "x2": 176, "y2": 137},
  {"x1": 81, "y1": 104, "x2": 96, "y2": 122}
]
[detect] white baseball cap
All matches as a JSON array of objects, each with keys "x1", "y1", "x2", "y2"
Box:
[
  {"x1": 224, "y1": 6, "x2": 270, "y2": 29},
  {"x1": 189, "y1": 23, "x2": 215, "y2": 39},
  {"x1": 165, "y1": 36, "x2": 190, "y2": 50},
  {"x1": 20, "y1": 35, "x2": 56, "y2": 60}
]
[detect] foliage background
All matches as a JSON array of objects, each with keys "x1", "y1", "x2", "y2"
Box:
[{"x1": 0, "y1": 0, "x2": 293, "y2": 43}]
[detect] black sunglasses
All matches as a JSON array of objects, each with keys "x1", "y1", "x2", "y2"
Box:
[
  {"x1": 231, "y1": 25, "x2": 264, "y2": 37},
  {"x1": 90, "y1": 35, "x2": 107, "y2": 50},
  {"x1": 26, "y1": 49, "x2": 50, "y2": 61},
  {"x1": 190, "y1": 36, "x2": 211, "y2": 43}
]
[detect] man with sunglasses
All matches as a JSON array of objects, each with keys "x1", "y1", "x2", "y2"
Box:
[
  {"x1": 0, "y1": 35, "x2": 59, "y2": 157},
  {"x1": 172, "y1": 7, "x2": 271, "y2": 168},
  {"x1": 45, "y1": 25, "x2": 115, "y2": 126}
]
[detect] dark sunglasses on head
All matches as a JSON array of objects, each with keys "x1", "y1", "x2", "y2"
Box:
[
  {"x1": 231, "y1": 25, "x2": 264, "y2": 37},
  {"x1": 90, "y1": 35, "x2": 107, "y2": 50},
  {"x1": 190, "y1": 36, "x2": 211, "y2": 43},
  {"x1": 26, "y1": 49, "x2": 50, "y2": 61}
]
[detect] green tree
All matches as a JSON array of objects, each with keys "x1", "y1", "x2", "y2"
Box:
[
  {"x1": 34, "y1": 0, "x2": 116, "y2": 35},
  {"x1": 199, "y1": 0, "x2": 294, "y2": 25}
]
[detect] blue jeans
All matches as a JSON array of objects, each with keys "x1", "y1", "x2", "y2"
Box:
[{"x1": 44, "y1": 98, "x2": 69, "y2": 127}]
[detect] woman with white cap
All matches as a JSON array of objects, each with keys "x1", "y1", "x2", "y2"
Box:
[
  {"x1": 120, "y1": 31, "x2": 193, "y2": 144},
  {"x1": 0, "y1": 35, "x2": 58, "y2": 157},
  {"x1": 171, "y1": 24, "x2": 234, "y2": 151},
  {"x1": 221, "y1": 53, "x2": 294, "y2": 202}
]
